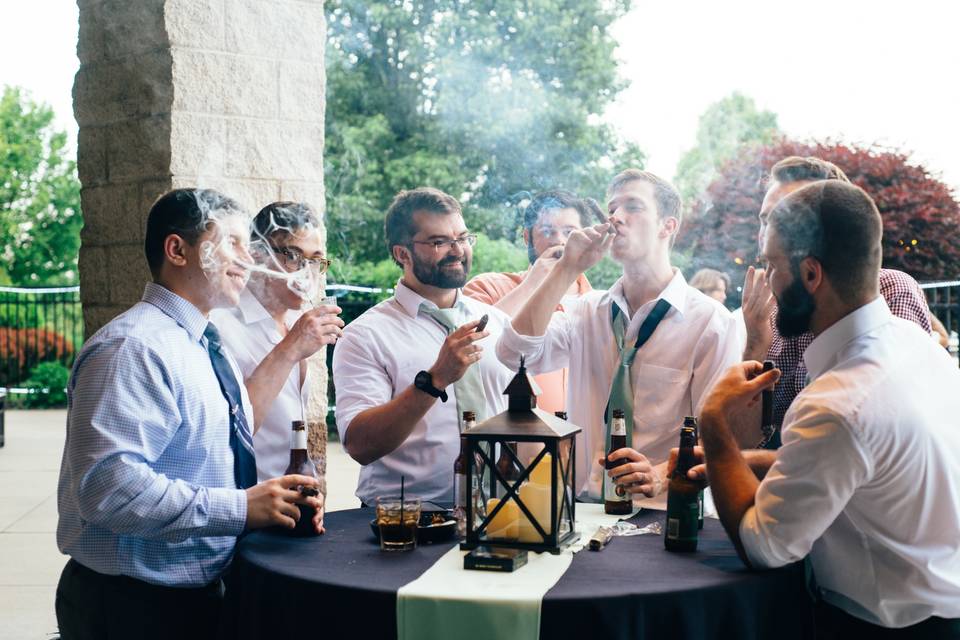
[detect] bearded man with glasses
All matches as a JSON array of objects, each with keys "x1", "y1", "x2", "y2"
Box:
[
  {"x1": 332, "y1": 187, "x2": 513, "y2": 506},
  {"x1": 212, "y1": 201, "x2": 343, "y2": 487}
]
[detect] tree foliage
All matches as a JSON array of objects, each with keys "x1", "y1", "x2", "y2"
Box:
[
  {"x1": 324, "y1": 0, "x2": 644, "y2": 277},
  {"x1": 0, "y1": 86, "x2": 82, "y2": 286},
  {"x1": 673, "y1": 92, "x2": 780, "y2": 203},
  {"x1": 677, "y1": 138, "x2": 960, "y2": 293}
]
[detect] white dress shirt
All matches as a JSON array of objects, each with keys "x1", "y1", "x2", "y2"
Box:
[
  {"x1": 332, "y1": 282, "x2": 513, "y2": 505},
  {"x1": 211, "y1": 289, "x2": 307, "y2": 482},
  {"x1": 497, "y1": 269, "x2": 741, "y2": 500},
  {"x1": 739, "y1": 297, "x2": 960, "y2": 627}
]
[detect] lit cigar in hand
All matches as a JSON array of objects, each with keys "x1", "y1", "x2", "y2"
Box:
[
  {"x1": 761, "y1": 360, "x2": 775, "y2": 431},
  {"x1": 475, "y1": 314, "x2": 489, "y2": 333},
  {"x1": 584, "y1": 197, "x2": 617, "y2": 234}
]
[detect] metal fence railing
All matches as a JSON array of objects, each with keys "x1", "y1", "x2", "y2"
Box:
[
  {"x1": 920, "y1": 280, "x2": 960, "y2": 364},
  {"x1": 0, "y1": 285, "x2": 84, "y2": 391}
]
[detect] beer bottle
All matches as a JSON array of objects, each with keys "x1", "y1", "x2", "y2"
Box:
[
  {"x1": 687, "y1": 416, "x2": 704, "y2": 530},
  {"x1": 284, "y1": 420, "x2": 319, "y2": 537},
  {"x1": 453, "y1": 411, "x2": 475, "y2": 537},
  {"x1": 495, "y1": 441, "x2": 522, "y2": 490},
  {"x1": 604, "y1": 409, "x2": 631, "y2": 515},
  {"x1": 665, "y1": 423, "x2": 699, "y2": 551}
]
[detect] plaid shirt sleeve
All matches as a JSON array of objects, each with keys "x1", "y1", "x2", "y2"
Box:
[{"x1": 763, "y1": 269, "x2": 932, "y2": 443}]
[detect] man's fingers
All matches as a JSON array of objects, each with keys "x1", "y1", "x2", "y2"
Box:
[
  {"x1": 746, "y1": 366, "x2": 780, "y2": 392},
  {"x1": 279, "y1": 474, "x2": 318, "y2": 489},
  {"x1": 607, "y1": 447, "x2": 647, "y2": 464},
  {"x1": 688, "y1": 463, "x2": 708, "y2": 481}
]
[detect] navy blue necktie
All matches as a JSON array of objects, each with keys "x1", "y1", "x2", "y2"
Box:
[{"x1": 204, "y1": 323, "x2": 258, "y2": 489}]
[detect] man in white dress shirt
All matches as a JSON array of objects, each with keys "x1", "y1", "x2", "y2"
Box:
[
  {"x1": 332, "y1": 188, "x2": 513, "y2": 506},
  {"x1": 697, "y1": 180, "x2": 960, "y2": 636},
  {"x1": 212, "y1": 202, "x2": 343, "y2": 483},
  {"x1": 497, "y1": 169, "x2": 741, "y2": 502}
]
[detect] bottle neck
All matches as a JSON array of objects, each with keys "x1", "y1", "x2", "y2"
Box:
[{"x1": 611, "y1": 417, "x2": 626, "y2": 437}]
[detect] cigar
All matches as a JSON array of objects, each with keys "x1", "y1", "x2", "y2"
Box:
[
  {"x1": 475, "y1": 314, "x2": 489, "y2": 333},
  {"x1": 584, "y1": 197, "x2": 617, "y2": 234},
  {"x1": 589, "y1": 525, "x2": 614, "y2": 551},
  {"x1": 761, "y1": 360, "x2": 775, "y2": 428},
  {"x1": 299, "y1": 485, "x2": 320, "y2": 497}
]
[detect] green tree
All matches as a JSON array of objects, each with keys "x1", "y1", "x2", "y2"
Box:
[
  {"x1": 0, "y1": 86, "x2": 82, "y2": 286},
  {"x1": 674, "y1": 92, "x2": 780, "y2": 203},
  {"x1": 324, "y1": 0, "x2": 644, "y2": 278}
]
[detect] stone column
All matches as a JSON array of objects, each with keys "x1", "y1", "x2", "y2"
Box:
[{"x1": 75, "y1": 0, "x2": 329, "y2": 478}]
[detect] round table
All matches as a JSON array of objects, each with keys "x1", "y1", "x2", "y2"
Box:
[{"x1": 220, "y1": 508, "x2": 813, "y2": 640}]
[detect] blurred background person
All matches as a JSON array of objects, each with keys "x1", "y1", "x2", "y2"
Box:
[
  {"x1": 689, "y1": 268, "x2": 732, "y2": 305},
  {"x1": 464, "y1": 190, "x2": 594, "y2": 413},
  {"x1": 212, "y1": 202, "x2": 343, "y2": 483}
]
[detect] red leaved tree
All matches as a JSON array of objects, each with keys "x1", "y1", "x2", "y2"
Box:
[{"x1": 677, "y1": 139, "x2": 960, "y2": 295}]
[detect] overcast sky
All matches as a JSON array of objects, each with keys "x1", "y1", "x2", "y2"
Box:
[{"x1": 2, "y1": 0, "x2": 958, "y2": 190}]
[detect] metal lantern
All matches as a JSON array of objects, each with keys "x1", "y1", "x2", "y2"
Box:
[{"x1": 461, "y1": 358, "x2": 580, "y2": 554}]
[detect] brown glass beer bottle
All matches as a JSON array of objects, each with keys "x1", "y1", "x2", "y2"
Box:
[
  {"x1": 604, "y1": 409, "x2": 631, "y2": 515},
  {"x1": 284, "y1": 420, "x2": 319, "y2": 537},
  {"x1": 665, "y1": 423, "x2": 699, "y2": 551}
]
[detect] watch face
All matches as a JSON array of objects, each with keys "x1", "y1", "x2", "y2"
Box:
[{"x1": 415, "y1": 371, "x2": 430, "y2": 388}]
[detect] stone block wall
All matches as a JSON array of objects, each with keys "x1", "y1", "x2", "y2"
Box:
[{"x1": 75, "y1": 0, "x2": 329, "y2": 465}]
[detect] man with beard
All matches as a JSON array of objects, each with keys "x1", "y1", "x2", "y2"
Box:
[
  {"x1": 332, "y1": 187, "x2": 513, "y2": 506},
  {"x1": 497, "y1": 170, "x2": 741, "y2": 503},
  {"x1": 694, "y1": 181, "x2": 960, "y2": 636},
  {"x1": 741, "y1": 156, "x2": 930, "y2": 447},
  {"x1": 463, "y1": 190, "x2": 594, "y2": 412}
]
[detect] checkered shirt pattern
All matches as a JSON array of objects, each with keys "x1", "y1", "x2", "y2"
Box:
[
  {"x1": 56, "y1": 283, "x2": 248, "y2": 587},
  {"x1": 765, "y1": 269, "x2": 932, "y2": 441}
]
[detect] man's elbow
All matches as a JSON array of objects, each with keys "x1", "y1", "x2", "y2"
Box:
[{"x1": 341, "y1": 427, "x2": 380, "y2": 466}]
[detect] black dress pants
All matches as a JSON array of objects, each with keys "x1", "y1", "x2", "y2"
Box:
[{"x1": 55, "y1": 558, "x2": 223, "y2": 640}]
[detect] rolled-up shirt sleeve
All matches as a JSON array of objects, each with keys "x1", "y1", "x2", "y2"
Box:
[
  {"x1": 331, "y1": 325, "x2": 394, "y2": 441},
  {"x1": 496, "y1": 311, "x2": 574, "y2": 374},
  {"x1": 68, "y1": 338, "x2": 247, "y2": 541},
  {"x1": 739, "y1": 405, "x2": 872, "y2": 568}
]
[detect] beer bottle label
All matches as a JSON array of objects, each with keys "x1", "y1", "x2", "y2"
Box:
[
  {"x1": 666, "y1": 491, "x2": 699, "y2": 541},
  {"x1": 454, "y1": 472, "x2": 467, "y2": 508},
  {"x1": 603, "y1": 471, "x2": 629, "y2": 503},
  {"x1": 290, "y1": 429, "x2": 307, "y2": 450}
]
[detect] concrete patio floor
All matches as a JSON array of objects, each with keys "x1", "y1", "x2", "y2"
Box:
[{"x1": 0, "y1": 409, "x2": 361, "y2": 640}]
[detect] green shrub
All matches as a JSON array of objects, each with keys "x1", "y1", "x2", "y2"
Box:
[{"x1": 22, "y1": 361, "x2": 70, "y2": 408}]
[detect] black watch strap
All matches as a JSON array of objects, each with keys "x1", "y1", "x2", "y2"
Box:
[{"x1": 414, "y1": 370, "x2": 448, "y2": 402}]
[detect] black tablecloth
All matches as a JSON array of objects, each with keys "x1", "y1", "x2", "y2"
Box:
[{"x1": 220, "y1": 508, "x2": 813, "y2": 640}]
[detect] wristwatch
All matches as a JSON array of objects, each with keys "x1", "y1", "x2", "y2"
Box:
[{"x1": 414, "y1": 370, "x2": 448, "y2": 402}]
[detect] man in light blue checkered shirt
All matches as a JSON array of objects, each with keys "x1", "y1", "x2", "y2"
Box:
[{"x1": 55, "y1": 189, "x2": 324, "y2": 640}]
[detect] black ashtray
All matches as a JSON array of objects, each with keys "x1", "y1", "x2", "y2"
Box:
[{"x1": 369, "y1": 511, "x2": 458, "y2": 545}]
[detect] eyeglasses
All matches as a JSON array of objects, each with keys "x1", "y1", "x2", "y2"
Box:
[
  {"x1": 269, "y1": 245, "x2": 331, "y2": 274},
  {"x1": 410, "y1": 234, "x2": 478, "y2": 252}
]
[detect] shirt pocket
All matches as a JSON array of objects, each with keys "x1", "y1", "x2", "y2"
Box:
[{"x1": 633, "y1": 363, "x2": 691, "y2": 427}]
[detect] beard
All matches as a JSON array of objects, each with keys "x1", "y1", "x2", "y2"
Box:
[
  {"x1": 412, "y1": 252, "x2": 470, "y2": 289},
  {"x1": 775, "y1": 276, "x2": 816, "y2": 337}
]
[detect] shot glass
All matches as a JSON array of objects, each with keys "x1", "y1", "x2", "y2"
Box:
[{"x1": 376, "y1": 497, "x2": 421, "y2": 552}]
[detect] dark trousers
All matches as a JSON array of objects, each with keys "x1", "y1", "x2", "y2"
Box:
[
  {"x1": 56, "y1": 558, "x2": 223, "y2": 640},
  {"x1": 816, "y1": 600, "x2": 960, "y2": 640}
]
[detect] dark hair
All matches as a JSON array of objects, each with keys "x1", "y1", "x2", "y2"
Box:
[
  {"x1": 770, "y1": 156, "x2": 851, "y2": 185},
  {"x1": 606, "y1": 168, "x2": 683, "y2": 224},
  {"x1": 384, "y1": 187, "x2": 462, "y2": 266},
  {"x1": 769, "y1": 180, "x2": 881, "y2": 296},
  {"x1": 144, "y1": 188, "x2": 246, "y2": 277},
  {"x1": 253, "y1": 201, "x2": 321, "y2": 241},
  {"x1": 522, "y1": 190, "x2": 589, "y2": 232}
]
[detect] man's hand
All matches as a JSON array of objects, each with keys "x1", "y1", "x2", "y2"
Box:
[
  {"x1": 526, "y1": 245, "x2": 564, "y2": 288},
  {"x1": 429, "y1": 319, "x2": 489, "y2": 389},
  {"x1": 281, "y1": 304, "x2": 345, "y2": 361},
  {"x1": 700, "y1": 362, "x2": 781, "y2": 430},
  {"x1": 245, "y1": 475, "x2": 322, "y2": 530},
  {"x1": 666, "y1": 445, "x2": 708, "y2": 486},
  {"x1": 741, "y1": 266, "x2": 776, "y2": 361},
  {"x1": 597, "y1": 448, "x2": 663, "y2": 498},
  {"x1": 558, "y1": 223, "x2": 613, "y2": 274}
]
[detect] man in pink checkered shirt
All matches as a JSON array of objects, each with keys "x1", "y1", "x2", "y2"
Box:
[{"x1": 741, "y1": 156, "x2": 932, "y2": 447}]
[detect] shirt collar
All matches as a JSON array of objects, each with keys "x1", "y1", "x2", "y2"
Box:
[
  {"x1": 394, "y1": 279, "x2": 465, "y2": 318},
  {"x1": 803, "y1": 296, "x2": 892, "y2": 380},
  {"x1": 236, "y1": 288, "x2": 273, "y2": 326},
  {"x1": 608, "y1": 268, "x2": 688, "y2": 320},
  {"x1": 141, "y1": 282, "x2": 210, "y2": 342}
]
